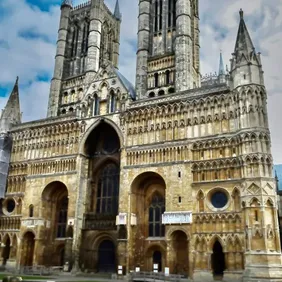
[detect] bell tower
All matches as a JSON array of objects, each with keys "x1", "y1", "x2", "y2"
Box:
[{"x1": 135, "y1": 0, "x2": 200, "y2": 99}]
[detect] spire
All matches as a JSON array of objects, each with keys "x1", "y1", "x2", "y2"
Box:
[
  {"x1": 229, "y1": 8, "x2": 264, "y2": 88},
  {"x1": 234, "y1": 9, "x2": 255, "y2": 57},
  {"x1": 114, "y1": 0, "x2": 122, "y2": 21},
  {"x1": 0, "y1": 77, "x2": 21, "y2": 133},
  {"x1": 219, "y1": 51, "x2": 225, "y2": 75},
  {"x1": 61, "y1": 0, "x2": 72, "y2": 8}
]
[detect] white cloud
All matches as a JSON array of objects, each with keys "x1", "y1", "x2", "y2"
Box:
[{"x1": 0, "y1": 0, "x2": 282, "y2": 163}]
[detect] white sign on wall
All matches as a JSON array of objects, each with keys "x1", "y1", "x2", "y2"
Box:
[{"x1": 162, "y1": 211, "x2": 192, "y2": 225}]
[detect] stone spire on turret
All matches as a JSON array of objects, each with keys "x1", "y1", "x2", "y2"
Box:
[
  {"x1": 0, "y1": 77, "x2": 21, "y2": 133},
  {"x1": 230, "y1": 9, "x2": 264, "y2": 89},
  {"x1": 219, "y1": 51, "x2": 225, "y2": 75},
  {"x1": 114, "y1": 0, "x2": 122, "y2": 21},
  {"x1": 234, "y1": 9, "x2": 256, "y2": 59},
  {"x1": 61, "y1": 0, "x2": 72, "y2": 8}
]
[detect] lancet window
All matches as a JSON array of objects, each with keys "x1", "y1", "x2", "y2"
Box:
[
  {"x1": 56, "y1": 196, "x2": 68, "y2": 238},
  {"x1": 96, "y1": 163, "x2": 120, "y2": 215},
  {"x1": 149, "y1": 194, "x2": 165, "y2": 237}
]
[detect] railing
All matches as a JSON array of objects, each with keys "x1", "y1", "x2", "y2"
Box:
[
  {"x1": 130, "y1": 271, "x2": 184, "y2": 282},
  {"x1": 0, "y1": 216, "x2": 21, "y2": 230},
  {"x1": 18, "y1": 265, "x2": 52, "y2": 276},
  {"x1": 83, "y1": 213, "x2": 116, "y2": 230}
]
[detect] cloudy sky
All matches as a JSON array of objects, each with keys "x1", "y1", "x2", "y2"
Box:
[{"x1": 0, "y1": 0, "x2": 281, "y2": 163}]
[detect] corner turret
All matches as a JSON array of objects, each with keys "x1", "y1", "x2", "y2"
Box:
[
  {"x1": 0, "y1": 77, "x2": 21, "y2": 134},
  {"x1": 0, "y1": 77, "x2": 20, "y2": 199},
  {"x1": 230, "y1": 9, "x2": 264, "y2": 89}
]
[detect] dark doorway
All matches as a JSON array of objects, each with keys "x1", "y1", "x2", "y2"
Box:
[
  {"x1": 21, "y1": 232, "x2": 35, "y2": 266},
  {"x1": 171, "y1": 231, "x2": 188, "y2": 276},
  {"x1": 2, "y1": 237, "x2": 11, "y2": 265},
  {"x1": 153, "y1": 251, "x2": 162, "y2": 272},
  {"x1": 59, "y1": 247, "x2": 65, "y2": 266},
  {"x1": 212, "y1": 241, "x2": 225, "y2": 276},
  {"x1": 98, "y1": 240, "x2": 116, "y2": 272}
]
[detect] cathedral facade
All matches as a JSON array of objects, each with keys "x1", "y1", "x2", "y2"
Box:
[{"x1": 0, "y1": 0, "x2": 282, "y2": 281}]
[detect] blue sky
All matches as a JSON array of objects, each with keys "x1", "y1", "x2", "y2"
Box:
[{"x1": 0, "y1": 0, "x2": 282, "y2": 163}]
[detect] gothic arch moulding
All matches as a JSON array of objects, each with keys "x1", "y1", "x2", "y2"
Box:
[
  {"x1": 208, "y1": 235, "x2": 226, "y2": 252},
  {"x1": 79, "y1": 118, "x2": 124, "y2": 155}
]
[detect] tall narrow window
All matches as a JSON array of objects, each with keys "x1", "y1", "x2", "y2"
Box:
[
  {"x1": 81, "y1": 24, "x2": 86, "y2": 54},
  {"x1": 110, "y1": 92, "x2": 116, "y2": 113},
  {"x1": 74, "y1": 25, "x2": 79, "y2": 57},
  {"x1": 93, "y1": 95, "x2": 99, "y2": 116},
  {"x1": 149, "y1": 194, "x2": 165, "y2": 237},
  {"x1": 168, "y1": 0, "x2": 172, "y2": 27},
  {"x1": 96, "y1": 163, "x2": 120, "y2": 215},
  {"x1": 165, "y1": 70, "x2": 170, "y2": 85},
  {"x1": 154, "y1": 73, "x2": 159, "y2": 87},
  {"x1": 154, "y1": 0, "x2": 158, "y2": 32},
  {"x1": 85, "y1": 21, "x2": 90, "y2": 52},
  {"x1": 172, "y1": 0, "x2": 176, "y2": 27},
  {"x1": 71, "y1": 27, "x2": 77, "y2": 57},
  {"x1": 29, "y1": 205, "x2": 34, "y2": 218},
  {"x1": 57, "y1": 196, "x2": 68, "y2": 238},
  {"x1": 159, "y1": 0, "x2": 162, "y2": 31}
]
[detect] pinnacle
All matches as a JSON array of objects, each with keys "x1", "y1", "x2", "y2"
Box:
[
  {"x1": 61, "y1": 0, "x2": 72, "y2": 7},
  {"x1": 239, "y1": 8, "x2": 244, "y2": 19},
  {"x1": 114, "y1": 0, "x2": 122, "y2": 21}
]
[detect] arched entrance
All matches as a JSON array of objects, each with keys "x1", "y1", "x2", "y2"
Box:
[
  {"x1": 171, "y1": 231, "x2": 188, "y2": 276},
  {"x1": 2, "y1": 237, "x2": 11, "y2": 265},
  {"x1": 212, "y1": 241, "x2": 225, "y2": 276},
  {"x1": 21, "y1": 232, "x2": 35, "y2": 266},
  {"x1": 41, "y1": 181, "x2": 68, "y2": 265},
  {"x1": 84, "y1": 122, "x2": 121, "y2": 215},
  {"x1": 153, "y1": 251, "x2": 162, "y2": 272},
  {"x1": 98, "y1": 240, "x2": 116, "y2": 272},
  {"x1": 130, "y1": 172, "x2": 166, "y2": 271}
]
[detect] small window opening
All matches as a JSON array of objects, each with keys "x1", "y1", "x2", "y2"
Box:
[
  {"x1": 154, "y1": 73, "x2": 159, "y2": 87},
  {"x1": 29, "y1": 205, "x2": 34, "y2": 217},
  {"x1": 178, "y1": 171, "x2": 181, "y2": 178},
  {"x1": 178, "y1": 196, "x2": 182, "y2": 203},
  {"x1": 244, "y1": 74, "x2": 246, "y2": 79},
  {"x1": 165, "y1": 70, "x2": 170, "y2": 85},
  {"x1": 255, "y1": 210, "x2": 259, "y2": 221}
]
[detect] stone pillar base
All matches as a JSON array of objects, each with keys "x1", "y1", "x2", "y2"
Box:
[
  {"x1": 193, "y1": 270, "x2": 214, "y2": 282},
  {"x1": 243, "y1": 265, "x2": 282, "y2": 281},
  {"x1": 223, "y1": 271, "x2": 243, "y2": 282}
]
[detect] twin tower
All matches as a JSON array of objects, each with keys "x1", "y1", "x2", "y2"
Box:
[
  {"x1": 136, "y1": 0, "x2": 200, "y2": 98},
  {"x1": 47, "y1": 0, "x2": 201, "y2": 117}
]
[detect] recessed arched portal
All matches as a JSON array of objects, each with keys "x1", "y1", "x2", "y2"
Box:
[
  {"x1": 212, "y1": 240, "x2": 225, "y2": 276},
  {"x1": 131, "y1": 172, "x2": 166, "y2": 270},
  {"x1": 42, "y1": 181, "x2": 68, "y2": 239},
  {"x1": 41, "y1": 181, "x2": 68, "y2": 265},
  {"x1": 21, "y1": 232, "x2": 35, "y2": 267},
  {"x1": 171, "y1": 230, "x2": 189, "y2": 276},
  {"x1": 98, "y1": 240, "x2": 116, "y2": 273},
  {"x1": 84, "y1": 121, "x2": 121, "y2": 215}
]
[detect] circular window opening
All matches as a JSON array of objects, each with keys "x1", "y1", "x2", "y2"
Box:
[
  {"x1": 211, "y1": 191, "x2": 228, "y2": 208},
  {"x1": 6, "y1": 199, "x2": 16, "y2": 213}
]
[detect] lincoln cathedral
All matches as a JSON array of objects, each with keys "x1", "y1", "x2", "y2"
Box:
[{"x1": 0, "y1": 0, "x2": 282, "y2": 281}]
